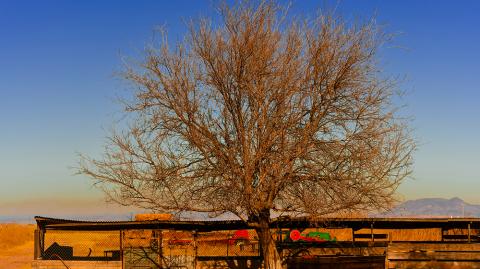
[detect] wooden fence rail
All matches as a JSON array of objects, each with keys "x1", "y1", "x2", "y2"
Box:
[{"x1": 387, "y1": 243, "x2": 480, "y2": 269}]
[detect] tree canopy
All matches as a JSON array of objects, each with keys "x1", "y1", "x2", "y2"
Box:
[{"x1": 79, "y1": 1, "x2": 415, "y2": 267}]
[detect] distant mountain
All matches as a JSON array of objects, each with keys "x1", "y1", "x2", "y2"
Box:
[
  {"x1": 0, "y1": 215, "x2": 35, "y2": 223},
  {"x1": 0, "y1": 214, "x2": 133, "y2": 224},
  {"x1": 384, "y1": 197, "x2": 480, "y2": 217}
]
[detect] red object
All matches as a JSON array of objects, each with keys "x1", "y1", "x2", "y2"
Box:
[
  {"x1": 289, "y1": 230, "x2": 301, "y2": 241},
  {"x1": 301, "y1": 236, "x2": 326, "y2": 243},
  {"x1": 228, "y1": 230, "x2": 250, "y2": 245},
  {"x1": 289, "y1": 230, "x2": 327, "y2": 243}
]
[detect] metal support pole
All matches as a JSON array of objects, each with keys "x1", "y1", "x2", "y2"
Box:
[
  {"x1": 193, "y1": 230, "x2": 198, "y2": 269},
  {"x1": 226, "y1": 232, "x2": 229, "y2": 257},
  {"x1": 120, "y1": 230, "x2": 124, "y2": 269},
  {"x1": 371, "y1": 223, "x2": 374, "y2": 242},
  {"x1": 158, "y1": 230, "x2": 164, "y2": 268},
  {"x1": 468, "y1": 223, "x2": 471, "y2": 243}
]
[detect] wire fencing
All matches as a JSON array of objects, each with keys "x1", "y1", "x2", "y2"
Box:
[
  {"x1": 43, "y1": 230, "x2": 121, "y2": 260},
  {"x1": 39, "y1": 229, "x2": 261, "y2": 269}
]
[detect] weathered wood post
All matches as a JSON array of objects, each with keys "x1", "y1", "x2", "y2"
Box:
[{"x1": 33, "y1": 226, "x2": 45, "y2": 260}]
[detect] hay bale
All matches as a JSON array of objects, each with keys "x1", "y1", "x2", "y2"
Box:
[{"x1": 135, "y1": 213, "x2": 173, "y2": 221}]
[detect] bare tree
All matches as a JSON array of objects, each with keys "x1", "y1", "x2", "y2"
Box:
[{"x1": 79, "y1": 1, "x2": 414, "y2": 268}]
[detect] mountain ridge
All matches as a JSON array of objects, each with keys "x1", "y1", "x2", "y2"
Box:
[{"x1": 384, "y1": 197, "x2": 480, "y2": 217}]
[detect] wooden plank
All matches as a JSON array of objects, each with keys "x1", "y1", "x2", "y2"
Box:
[
  {"x1": 197, "y1": 256, "x2": 262, "y2": 261},
  {"x1": 386, "y1": 243, "x2": 480, "y2": 269},
  {"x1": 388, "y1": 243, "x2": 480, "y2": 252},
  {"x1": 388, "y1": 261, "x2": 480, "y2": 269},
  {"x1": 276, "y1": 241, "x2": 388, "y2": 249},
  {"x1": 388, "y1": 251, "x2": 480, "y2": 261},
  {"x1": 283, "y1": 246, "x2": 386, "y2": 256},
  {"x1": 354, "y1": 234, "x2": 388, "y2": 239},
  {"x1": 443, "y1": 234, "x2": 480, "y2": 240},
  {"x1": 287, "y1": 256, "x2": 385, "y2": 269}
]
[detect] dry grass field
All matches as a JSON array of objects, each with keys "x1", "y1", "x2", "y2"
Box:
[{"x1": 0, "y1": 223, "x2": 35, "y2": 269}]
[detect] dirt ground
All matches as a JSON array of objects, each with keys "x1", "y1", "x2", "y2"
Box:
[{"x1": 0, "y1": 224, "x2": 35, "y2": 269}]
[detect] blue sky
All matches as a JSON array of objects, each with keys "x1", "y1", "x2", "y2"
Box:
[{"x1": 0, "y1": 1, "x2": 479, "y2": 216}]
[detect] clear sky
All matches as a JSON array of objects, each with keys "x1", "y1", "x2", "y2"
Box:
[{"x1": 0, "y1": 1, "x2": 479, "y2": 217}]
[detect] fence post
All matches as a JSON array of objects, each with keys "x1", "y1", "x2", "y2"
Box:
[
  {"x1": 158, "y1": 230, "x2": 164, "y2": 268},
  {"x1": 468, "y1": 223, "x2": 471, "y2": 243},
  {"x1": 34, "y1": 229, "x2": 40, "y2": 259},
  {"x1": 193, "y1": 230, "x2": 198, "y2": 269},
  {"x1": 38, "y1": 228, "x2": 45, "y2": 259},
  {"x1": 120, "y1": 230, "x2": 123, "y2": 269},
  {"x1": 371, "y1": 223, "x2": 374, "y2": 242},
  {"x1": 227, "y1": 231, "x2": 229, "y2": 257}
]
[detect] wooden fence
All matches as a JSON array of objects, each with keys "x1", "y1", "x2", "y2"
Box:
[{"x1": 386, "y1": 243, "x2": 480, "y2": 269}]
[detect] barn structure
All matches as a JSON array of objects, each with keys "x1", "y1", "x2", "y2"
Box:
[{"x1": 32, "y1": 216, "x2": 480, "y2": 269}]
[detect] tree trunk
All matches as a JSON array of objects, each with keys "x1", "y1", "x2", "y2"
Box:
[{"x1": 255, "y1": 218, "x2": 284, "y2": 269}]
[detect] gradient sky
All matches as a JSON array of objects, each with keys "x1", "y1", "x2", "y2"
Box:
[{"x1": 1, "y1": 1, "x2": 479, "y2": 217}]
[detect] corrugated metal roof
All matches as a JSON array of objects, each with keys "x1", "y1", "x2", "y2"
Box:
[
  {"x1": 35, "y1": 216, "x2": 480, "y2": 231},
  {"x1": 34, "y1": 215, "x2": 249, "y2": 231}
]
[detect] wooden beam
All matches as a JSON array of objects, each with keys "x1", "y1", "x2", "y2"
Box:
[{"x1": 354, "y1": 234, "x2": 388, "y2": 239}]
